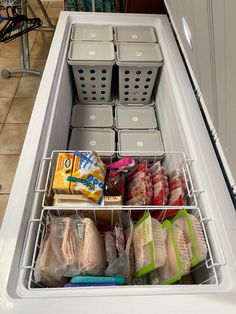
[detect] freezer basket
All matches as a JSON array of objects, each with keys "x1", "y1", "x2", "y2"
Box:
[
  {"x1": 23, "y1": 207, "x2": 220, "y2": 290},
  {"x1": 36, "y1": 150, "x2": 201, "y2": 208}
]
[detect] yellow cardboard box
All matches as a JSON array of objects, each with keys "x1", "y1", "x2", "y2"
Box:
[{"x1": 52, "y1": 153, "x2": 74, "y2": 194}]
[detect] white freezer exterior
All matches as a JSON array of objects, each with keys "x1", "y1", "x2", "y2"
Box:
[{"x1": 0, "y1": 12, "x2": 236, "y2": 314}]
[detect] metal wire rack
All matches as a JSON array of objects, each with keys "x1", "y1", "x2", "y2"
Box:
[
  {"x1": 20, "y1": 206, "x2": 224, "y2": 289},
  {"x1": 34, "y1": 150, "x2": 203, "y2": 208}
]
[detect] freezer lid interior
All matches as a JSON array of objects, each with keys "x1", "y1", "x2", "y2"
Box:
[{"x1": 164, "y1": 0, "x2": 236, "y2": 200}]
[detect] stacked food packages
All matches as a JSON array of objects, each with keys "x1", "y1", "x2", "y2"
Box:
[
  {"x1": 35, "y1": 152, "x2": 207, "y2": 287},
  {"x1": 35, "y1": 209, "x2": 207, "y2": 287}
]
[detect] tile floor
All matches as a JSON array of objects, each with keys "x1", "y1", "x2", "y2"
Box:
[{"x1": 0, "y1": 1, "x2": 64, "y2": 226}]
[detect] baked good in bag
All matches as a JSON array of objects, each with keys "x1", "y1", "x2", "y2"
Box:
[{"x1": 133, "y1": 212, "x2": 166, "y2": 277}]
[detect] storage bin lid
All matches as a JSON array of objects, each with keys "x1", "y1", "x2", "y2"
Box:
[
  {"x1": 69, "y1": 128, "x2": 115, "y2": 156},
  {"x1": 68, "y1": 42, "x2": 115, "y2": 65},
  {"x1": 71, "y1": 105, "x2": 113, "y2": 128},
  {"x1": 115, "y1": 106, "x2": 157, "y2": 129},
  {"x1": 116, "y1": 43, "x2": 163, "y2": 65},
  {"x1": 115, "y1": 26, "x2": 157, "y2": 43},
  {"x1": 118, "y1": 129, "x2": 164, "y2": 157},
  {"x1": 71, "y1": 24, "x2": 113, "y2": 41}
]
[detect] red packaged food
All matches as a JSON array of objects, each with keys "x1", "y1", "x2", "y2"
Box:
[
  {"x1": 150, "y1": 162, "x2": 169, "y2": 205},
  {"x1": 168, "y1": 187, "x2": 185, "y2": 206},
  {"x1": 126, "y1": 162, "x2": 148, "y2": 205}
]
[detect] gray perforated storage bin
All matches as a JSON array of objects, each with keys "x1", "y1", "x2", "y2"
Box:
[
  {"x1": 115, "y1": 26, "x2": 157, "y2": 43},
  {"x1": 116, "y1": 43, "x2": 163, "y2": 104},
  {"x1": 116, "y1": 97, "x2": 155, "y2": 107},
  {"x1": 69, "y1": 128, "x2": 115, "y2": 157},
  {"x1": 118, "y1": 129, "x2": 164, "y2": 159},
  {"x1": 71, "y1": 24, "x2": 113, "y2": 41},
  {"x1": 68, "y1": 41, "x2": 115, "y2": 104},
  {"x1": 71, "y1": 105, "x2": 113, "y2": 128},
  {"x1": 115, "y1": 106, "x2": 157, "y2": 130}
]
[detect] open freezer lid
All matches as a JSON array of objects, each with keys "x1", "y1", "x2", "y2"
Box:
[{"x1": 165, "y1": 0, "x2": 236, "y2": 203}]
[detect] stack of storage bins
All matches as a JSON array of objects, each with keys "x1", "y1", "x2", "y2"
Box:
[
  {"x1": 68, "y1": 24, "x2": 116, "y2": 157},
  {"x1": 114, "y1": 26, "x2": 164, "y2": 159}
]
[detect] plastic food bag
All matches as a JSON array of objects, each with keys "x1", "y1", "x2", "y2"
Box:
[
  {"x1": 105, "y1": 171, "x2": 125, "y2": 197},
  {"x1": 155, "y1": 220, "x2": 184, "y2": 284},
  {"x1": 126, "y1": 161, "x2": 150, "y2": 205},
  {"x1": 150, "y1": 161, "x2": 169, "y2": 205},
  {"x1": 105, "y1": 212, "x2": 134, "y2": 279},
  {"x1": 114, "y1": 222, "x2": 125, "y2": 254},
  {"x1": 105, "y1": 156, "x2": 135, "y2": 197},
  {"x1": 172, "y1": 208, "x2": 207, "y2": 267},
  {"x1": 105, "y1": 231, "x2": 117, "y2": 265},
  {"x1": 34, "y1": 221, "x2": 67, "y2": 287},
  {"x1": 68, "y1": 151, "x2": 106, "y2": 204},
  {"x1": 80, "y1": 218, "x2": 106, "y2": 275},
  {"x1": 167, "y1": 168, "x2": 187, "y2": 206},
  {"x1": 133, "y1": 212, "x2": 167, "y2": 277}
]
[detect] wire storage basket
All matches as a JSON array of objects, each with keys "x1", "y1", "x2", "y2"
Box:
[
  {"x1": 34, "y1": 150, "x2": 201, "y2": 209},
  {"x1": 22, "y1": 206, "x2": 221, "y2": 289}
]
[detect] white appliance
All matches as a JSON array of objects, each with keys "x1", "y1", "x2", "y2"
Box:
[{"x1": 1, "y1": 7, "x2": 236, "y2": 314}]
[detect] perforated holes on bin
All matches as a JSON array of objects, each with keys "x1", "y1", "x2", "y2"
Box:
[
  {"x1": 118, "y1": 66, "x2": 159, "y2": 103},
  {"x1": 73, "y1": 65, "x2": 113, "y2": 103}
]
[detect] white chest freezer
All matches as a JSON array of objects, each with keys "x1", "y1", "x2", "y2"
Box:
[{"x1": 0, "y1": 7, "x2": 236, "y2": 314}]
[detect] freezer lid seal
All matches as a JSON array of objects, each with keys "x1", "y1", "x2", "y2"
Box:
[{"x1": 165, "y1": 0, "x2": 236, "y2": 201}]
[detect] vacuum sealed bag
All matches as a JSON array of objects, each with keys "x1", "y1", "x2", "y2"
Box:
[{"x1": 133, "y1": 212, "x2": 167, "y2": 277}]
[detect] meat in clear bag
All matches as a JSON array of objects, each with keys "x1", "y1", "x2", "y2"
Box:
[{"x1": 105, "y1": 212, "x2": 134, "y2": 279}]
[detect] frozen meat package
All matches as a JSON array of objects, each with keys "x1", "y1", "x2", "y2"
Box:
[
  {"x1": 155, "y1": 220, "x2": 185, "y2": 284},
  {"x1": 125, "y1": 161, "x2": 153, "y2": 205},
  {"x1": 172, "y1": 208, "x2": 207, "y2": 266},
  {"x1": 80, "y1": 217, "x2": 107, "y2": 275},
  {"x1": 132, "y1": 212, "x2": 166, "y2": 277},
  {"x1": 105, "y1": 212, "x2": 134, "y2": 279},
  {"x1": 34, "y1": 220, "x2": 67, "y2": 287}
]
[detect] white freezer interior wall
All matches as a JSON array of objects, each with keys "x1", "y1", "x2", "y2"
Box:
[{"x1": 8, "y1": 25, "x2": 74, "y2": 294}]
